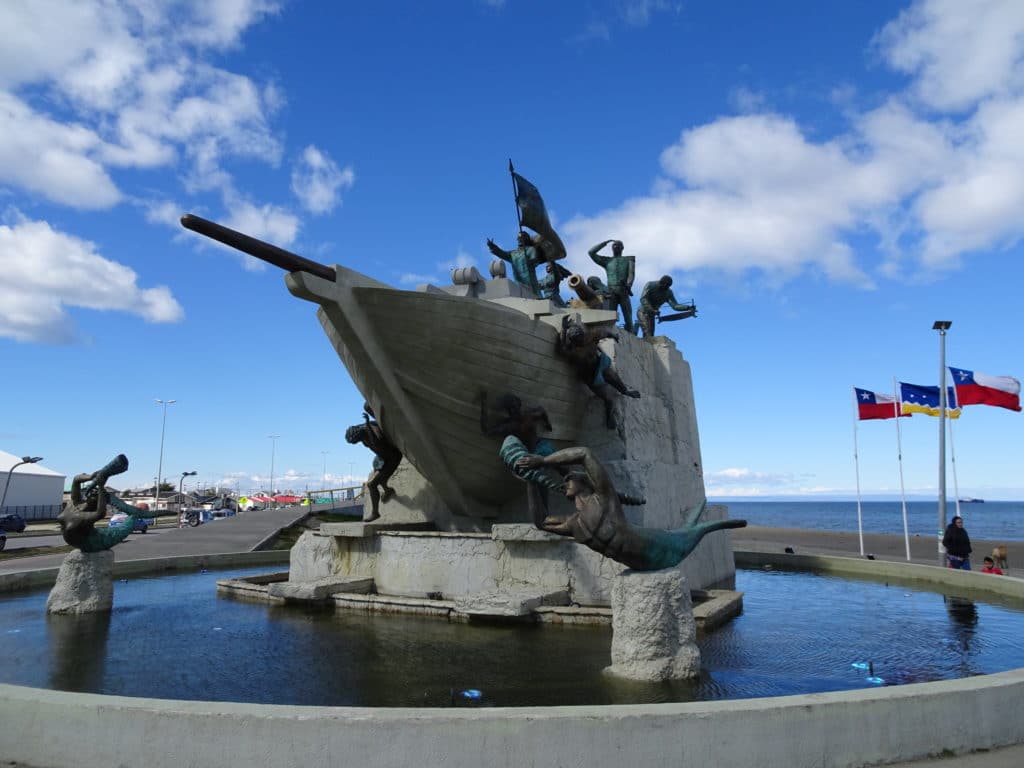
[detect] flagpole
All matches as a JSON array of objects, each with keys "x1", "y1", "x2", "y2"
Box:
[
  {"x1": 893, "y1": 376, "x2": 911, "y2": 561},
  {"x1": 933, "y1": 321, "x2": 952, "y2": 566},
  {"x1": 508, "y1": 158, "x2": 524, "y2": 237},
  {"x1": 852, "y1": 388, "x2": 864, "y2": 557},
  {"x1": 948, "y1": 418, "x2": 962, "y2": 519}
]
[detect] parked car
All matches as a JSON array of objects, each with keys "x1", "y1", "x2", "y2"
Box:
[
  {"x1": 0, "y1": 513, "x2": 26, "y2": 533},
  {"x1": 108, "y1": 513, "x2": 149, "y2": 533}
]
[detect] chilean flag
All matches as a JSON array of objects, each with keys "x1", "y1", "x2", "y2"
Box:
[
  {"x1": 854, "y1": 388, "x2": 907, "y2": 420},
  {"x1": 949, "y1": 367, "x2": 1022, "y2": 412}
]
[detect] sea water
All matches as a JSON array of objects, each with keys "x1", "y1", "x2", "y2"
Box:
[{"x1": 722, "y1": 500, "x2": 1024, "y2": 541}]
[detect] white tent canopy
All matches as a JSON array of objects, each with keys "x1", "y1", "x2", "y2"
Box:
[{"x1": 1, "y1": 450, "x2": 65, "y2": 520}]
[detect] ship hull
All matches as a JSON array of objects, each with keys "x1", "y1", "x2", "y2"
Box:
[{"x1": 286, "y1": 268, "x2": 588, "y2": 518}]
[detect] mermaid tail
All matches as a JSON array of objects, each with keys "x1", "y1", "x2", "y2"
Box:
[
  {"x1": 628, "y1": 501, "x2": 747, "y2": 571},
  {"x1": 79, "y1": 494, "x2": 146, "y2": 553},
  {"x1": 499, "y1": 436, "x2": 563, "y2": 491}
]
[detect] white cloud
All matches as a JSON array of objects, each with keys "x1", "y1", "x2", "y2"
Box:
[
  {"x1": 876, "y1": 0, "x2": 1024, "y2": 112},
  {"x1": 704, "y1": 467, "x2": 824, "y2": 497},
  {"x1": 291, "y1": 146, "x2": 355, "y2": 215},
  {"x1": 0, "y1": 0, "x2": 283, "y2": 208},
  {"x1": 141, "y1": 199, "x2": 187, "y2": 229},
  {"x1": 565, "y1": 0, "x2": 1024, "y2": 288},
  {"x1": 915, "y1": 97, "x2": 1024, "y2": 265},
  {"x1": 0, "y1": 214, "x2": 183, "y2": 344},
  {"x1": 0, "y1": 92, "x2": 122, "y2": 208},
  {"x1": 618, "y1": 0, "x2": 673, "y2": 27},
  {"x1": 398, "y1": 272, "x2": 439, "y2": 286}
]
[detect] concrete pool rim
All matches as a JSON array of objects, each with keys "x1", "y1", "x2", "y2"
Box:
[{"x1": 1, "y1": 549, "x2": 1022, "y2": 768}]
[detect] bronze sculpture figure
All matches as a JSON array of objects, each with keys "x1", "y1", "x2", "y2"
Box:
[
  {"x1": 480, "y1": 391, "x2": 562, "y2": 525},
  {"x1": 557, "y1": 315, "x2": 640, "y2": 430},
  {"x1": 588, "y1": 240, "x2": 636, "y2": 333},
  {"x1": 58, "y1": 454, "x2": 146, "y2": 552},
  {"x1": 486, "y1": 232, "x2": 543, "y2": 296},
  {"x1": 517, "y1": 446, "x2": 746, "y2": 571},
  {"x1": 637, "y1": 276, "x2": 696, "y2": 338},
  {"x1": 536, "y1": 261, "x2": 571, "y2": 307},
  {"x1": 345, "y1": 404, "x2": 402, "y2": 522}
]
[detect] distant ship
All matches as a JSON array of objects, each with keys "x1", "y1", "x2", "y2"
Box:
[{"x1": 959, "y1": 498, "x2": 985, "y2": 503}]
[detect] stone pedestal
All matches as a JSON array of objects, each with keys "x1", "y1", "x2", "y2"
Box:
[
  {"x1": 605, "y1": 564, "x2": 700, "y2": 681},
  {"x1": 46, "y1": 550, "x2": 115, "y2": 615}
]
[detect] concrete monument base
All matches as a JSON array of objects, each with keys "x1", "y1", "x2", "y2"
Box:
[
  {"x1": 605, "y1": 564, "x2": 700, "y2": 681},
  {"x1": 46, "y1": 549, "x2": 115, "y2": 615},
  {"x1": 288, "y1": 513, "x2": 738, "y2": 608}
]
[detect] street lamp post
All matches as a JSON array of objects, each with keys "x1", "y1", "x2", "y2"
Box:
[
  {"x1": 321, "y1": 451, "x2": 329, "y2": 489},
  {"x1": 933, "y1": 321, "x2": 952, "y2": 566},
  {"x1": 179, "y1": 470, "x2": 197, "y2": 524},
  {"x1": 268, "y1": 434, "x2": 280, "y2": 507},
  {"x1": 154, "y1": 399, "x2": 176, "y2": 526},
  {"x1": 1, "y1": 456, "x2": 43, "y2": 512}
]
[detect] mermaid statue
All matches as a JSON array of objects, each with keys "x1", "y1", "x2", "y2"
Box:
[
  {"x1": 58, "y1": 454, "x2": 147, "y2": 552},
  {"x1": 516, "y1": 445, "x2": 746, "y2": 571}
]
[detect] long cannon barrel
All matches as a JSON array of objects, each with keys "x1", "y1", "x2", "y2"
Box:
[
  {"x1": 180, "y1": 214, "x2": 337, "y2": 282},
  {"x1": 567, "y1": 273, "x2": 607, "y2": 309}
]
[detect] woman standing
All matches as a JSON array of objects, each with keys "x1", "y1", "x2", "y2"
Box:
[{"x1": 942, "y1": 515, "x2": 973, "y2": 570}]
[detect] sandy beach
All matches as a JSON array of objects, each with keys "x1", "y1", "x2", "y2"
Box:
[{"x1": 732, "y1": 525, "x2": 1016, "y2": 573}]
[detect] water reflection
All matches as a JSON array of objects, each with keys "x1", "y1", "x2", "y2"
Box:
[
  {"x1": 47, "y1": 611, "x2": 111, "y2": 692},
  {"x1": 944, "y1": 595, "x2": 979, "y2": 676}
]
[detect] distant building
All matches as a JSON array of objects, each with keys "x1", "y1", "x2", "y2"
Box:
[{"x1": 1, "y1": 450, "x2": 65, "y2": 520}]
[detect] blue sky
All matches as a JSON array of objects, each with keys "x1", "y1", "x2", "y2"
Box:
[{"x1": 2, "y1": 0, "x2": 1023, "y2": 500}]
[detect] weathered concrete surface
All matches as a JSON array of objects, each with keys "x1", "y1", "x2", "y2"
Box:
[
  {"x1": 3, "y1": 669, "x2": 1024, "y2": 768},
  {"x1": 452, "y1": 589, "x2": 569, "y2": 618},
  {"x1": 290, "y1": 513, "x2": 737, "y2": 606},
  {"x1": 606, "y1": 565, "x2": 700, "y2": 681},
  {"x1": 45, "y1": 550, "x2": 115, "y2": 614},
  {"x1": 267, "y1": 576, "x2": 373, "y2": 601},
  {"x1": 374, "y1": 332, "x2": 706, "y2": 532}
]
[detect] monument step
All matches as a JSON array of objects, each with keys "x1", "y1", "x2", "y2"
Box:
[
  {"x1": 453, "y1": 589, "x2": 569, "y2": 619},
  {"x1": 267, "y1": 576, "x2": 374, "y2": 602}
]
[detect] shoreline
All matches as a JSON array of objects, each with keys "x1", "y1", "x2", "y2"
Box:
[{"x1": 732, "y1": 525, "x2": 1016, "y2": 573}]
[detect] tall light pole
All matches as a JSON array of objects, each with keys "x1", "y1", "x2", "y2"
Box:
[
  {"x1": 933, "y1": 321, "x2": 952, "y2": 566},
  {"x1": 321, "y1": 451, "x2": 329, "y2": 489},
  {"x1": 268, "y1": 434, "x2": 280, "y2": 506},
  {"x1": 154, "y1": 399, "x2": 176, "y2": 526},
  {"x1": 179, "y1": 470, "x2": 197, "y2": 523},
  {"x1": 1, "y1": 456, "x2": 43, "y2": 512}
]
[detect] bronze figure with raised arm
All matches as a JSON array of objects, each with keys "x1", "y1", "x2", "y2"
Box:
[{"x1": 588, "y1": 239, "x2": 636, "y2": 332}]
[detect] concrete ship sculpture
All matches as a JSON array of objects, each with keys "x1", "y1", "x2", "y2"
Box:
[{"x1": 181, "y1": 214, "x2": 619, "y2": 520}]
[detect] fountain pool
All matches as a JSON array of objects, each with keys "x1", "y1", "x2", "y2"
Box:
[{"x1": 2, "y1": 565, "x2": 1023, "y2": 707}]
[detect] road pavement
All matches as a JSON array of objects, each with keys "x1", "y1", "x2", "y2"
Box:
[{"x1": 0, "y1": 504, "x2": 343, "y2": 574}]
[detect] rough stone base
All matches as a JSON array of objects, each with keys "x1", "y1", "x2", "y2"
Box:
[
  {"x1": 452, "y1": 589, "x2": 569, "y2": 619},
  {"x1": 46, "y1": 550, "x2": 115, "y2": 615},
  {"x1": 605, "y1": 564, "x2": 700, "y2": 681},
  {"x1": 267, "y1": 576, "x2": 374, "y2": 602}
]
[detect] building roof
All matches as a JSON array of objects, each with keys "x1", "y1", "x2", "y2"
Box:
[{"x1": 0, "y1": 450, "x2": 65, "y2": 478}]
